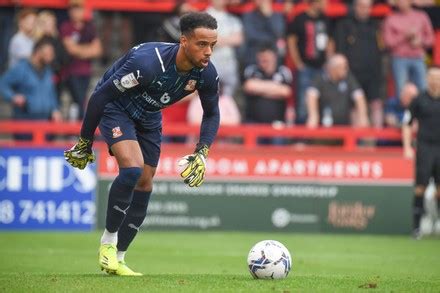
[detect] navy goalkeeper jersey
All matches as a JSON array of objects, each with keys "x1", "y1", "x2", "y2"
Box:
[
  {"x1": 82, "y1": 42, "x2": 220, "y2": 146},
  {"x1": 96, "y1": 42, "x2": 218, "y2": 128}
]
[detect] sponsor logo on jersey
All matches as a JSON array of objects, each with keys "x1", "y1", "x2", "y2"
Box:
[
  {"x1": 121, "y1": 72, "x2": 139, "y2": 89},
  {"x1": 160, "y1": 92, "x2": 171, "y2": 104},
  {"x1": 141, "y1": 92, "x2": 164, "y2": 108},
  {"x1": 112, "y1": 126, "x2": 123, "y2": 138},
  {"x1": 113, "y1": 79, "x2": 126, "y2": 92},
  {"x1": 184, "y1": 79, "x2": 197, "y2": 91}
]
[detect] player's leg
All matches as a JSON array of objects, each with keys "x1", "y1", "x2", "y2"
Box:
[
  {"x1": 97, "y1": 104, "x2": 143, "y2": 271},
  {"x1": 99, "y1": 140, "x2": 143, "y2": 271},
  {"x1": 113, "y1": 126, "x2": 161, "y2": 276},
  {"x1": 433, "y1": 146, "x2": 440, "y2": 220},
  {"x1": 110, "y1": 165, "x2": 155, "y2": 276},
  {"x1": 413, "y1": 142, "x2": 433, "y2": 239}
]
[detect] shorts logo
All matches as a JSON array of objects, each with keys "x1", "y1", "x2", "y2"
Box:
[
  {"x1": 184, "y1": 79, "x2": 197, "y2": 91},
  {"x1": 112, "y1": 126, "x2": 123, "y2": 138},
  {"x1": 121, "y1": 72, "x2": 139, "y2": 89}
]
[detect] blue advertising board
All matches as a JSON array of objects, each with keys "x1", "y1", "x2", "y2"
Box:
[{"x1": 0, "y1": 148, "x2": 96, "y2": 230}]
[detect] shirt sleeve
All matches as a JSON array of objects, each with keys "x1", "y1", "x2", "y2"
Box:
[
  {"x1": 403, "y1": 97, "x2": 419, "y2": 125},
  {"x1": 80, "y1": 53, "x2": 151, "y2": 140},
  {"x1": 196, "y1": 64, "x2": 220, "y2": 147},
  {"x1": 308, "y1": 75, "x2": 322, "y2": 98},
  {"x1": 60, "y1": 22, "x2": 71, "y2": 39},
  {"x1": 243, "y1": 65, "x2": 258, "y2": 80},
  {"x1": 0, "y1": 63, "x2": 24, "y2": 101},
  {"x1": 421, "y1": 12, "x2": 434, "y2": 48},
  {"x1": 280, "y1": 66, "x2": 293, "y2": 85},
  {"x1": 346, "y1": 73, "x2": 363, "y2": 100}
]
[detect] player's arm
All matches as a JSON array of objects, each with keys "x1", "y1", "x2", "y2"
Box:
[
  {"x1": 65, "y1": 55, "x2": 144, "y2": 169},
  {"x1": 352, "y1": 89, "x2": 369, "y2": 127},
  {"x1": 402, "y1": 100, "x2": 417, "y2": 159},
  {"x1": 306, "y1": 87, "x2": 320, "y2": 128},
  {"x1": 286, "y1": 34, "x2": 304, "y2": 70},
  {"x1": 179, "y1": 73, "x2": 220, "y2": 187},
  {"x1": 244, "y1": 79, "x2": 291, "y2": 99}
]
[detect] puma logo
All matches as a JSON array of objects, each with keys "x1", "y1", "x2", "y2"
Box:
[
  {"x1": 128, "y1": 223, "x2": 140, "y2": 231},
  {"x1": 113, "y1": 205, "x2": 129, "y2": 215},
  {"x1": 136, "y1": 70, "x2": 143, "y2": 79}
]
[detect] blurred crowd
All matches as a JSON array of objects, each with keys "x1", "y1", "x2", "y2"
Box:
[{"x1": 0, "y1": 0, "x2": 439, "y2": 136}]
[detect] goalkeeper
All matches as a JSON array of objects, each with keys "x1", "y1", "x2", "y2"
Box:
[{"x1": 64, "y1": 12, "x2": 219, "y2": 276}]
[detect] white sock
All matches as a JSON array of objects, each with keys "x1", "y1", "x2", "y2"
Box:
[
  {"x1": 100, "y1": 229, "x2": 118, "y2": 245},
  {"x1": 117, "y1": 251, "x2": 126, "y2": 262}
]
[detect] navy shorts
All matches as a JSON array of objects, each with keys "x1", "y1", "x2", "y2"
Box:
[{"x1": 99, "y1": 104, "x2": 162, "y2": 167}]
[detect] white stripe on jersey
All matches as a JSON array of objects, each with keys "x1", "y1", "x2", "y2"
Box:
[{"x1": 155, "y1": 47, "x2": 165, "y2": 72}]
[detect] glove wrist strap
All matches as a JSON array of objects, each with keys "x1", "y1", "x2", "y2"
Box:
[{"x1": 195, "y1": 143, "x2": 209, "y2": 158}]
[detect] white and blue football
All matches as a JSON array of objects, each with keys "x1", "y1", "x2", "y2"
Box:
[{"x1": 247, "y1": 240, "x2": 292, "y2": 279}]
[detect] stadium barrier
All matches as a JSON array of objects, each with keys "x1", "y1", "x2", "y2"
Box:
[
  {"x1": 0, "y1": 120, "x2": 403, "y2": 151},
  {"x1": 0, "y1": 121, "x2": 413, "y2": 234}
]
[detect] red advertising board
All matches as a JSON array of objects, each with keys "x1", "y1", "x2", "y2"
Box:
[{"x1": 98, "y1": 146, "x2": 413, "y2": 185}]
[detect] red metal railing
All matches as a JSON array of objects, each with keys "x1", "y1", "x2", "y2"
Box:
[{"x1": 0, "y1": 120, "x2": 403, "y2": 151}]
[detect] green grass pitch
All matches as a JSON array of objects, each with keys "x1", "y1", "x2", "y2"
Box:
[{"x1": 0, "y1": 231, "x2": 439, "y2": 292}]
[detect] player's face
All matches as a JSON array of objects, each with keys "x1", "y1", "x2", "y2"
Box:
[{"x1": 182, "y1": 28, "x2": 217, "y2": 68}]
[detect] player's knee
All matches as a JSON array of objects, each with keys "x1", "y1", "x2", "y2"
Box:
[
  {"x1": 135, "y1": 181, "x2": 153, "y2": 192},
  {"x1": 135, "y1": 175, "x2": 154, "y2": 192},
  {"x1": 118, "y1": 167, "x2": 143, "y2": 187}
]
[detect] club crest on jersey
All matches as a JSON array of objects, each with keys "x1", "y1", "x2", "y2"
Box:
[
  {"x1": 184, "y1": 79, "x2": 197, "y2": 91},
  {"x1": 112, "y1": 126, "x2": 123, "y2": 138},
  {"x1": 120, "y1": 72, "x2": 139, "y2": 89}
]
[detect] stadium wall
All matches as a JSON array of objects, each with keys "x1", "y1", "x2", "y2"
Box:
[
  {"x1": 0, "y1": 145, "x2": 413, "y2": 234},
  {"x1": 97, "y1": 145, "x2": 413, "y2": 234}
]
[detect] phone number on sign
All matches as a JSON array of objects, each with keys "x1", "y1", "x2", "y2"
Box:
[{"x1": 0, "y1": 200, "x2": 95, "y2": 225}]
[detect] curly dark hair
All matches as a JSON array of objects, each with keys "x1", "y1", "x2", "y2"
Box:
[{"x1": 179, "y1": 12, "x2": 217, "y2": 36}]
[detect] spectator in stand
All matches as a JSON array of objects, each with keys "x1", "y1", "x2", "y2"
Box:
[
  {"x1": 306, "y1": 54, "x2": 369, "y2": 128},
  {"x1": 61, "y1": 0, "x2": 102, "y2": 120},
  {"x1": 243, "y1": 44, "x2": 292, "y2": 125},
  {"x1": 402, "y1": 67, "x2": 440, "y2": 239},
  {"x1": 206, "y1": 0, "x2": 243, "y2": 98},
  {"x1": 242, "y1": 0, "x2": 286, "y2": 66},
  {"x1": 8, "y1": 8, "x2": 37, "y2": 69},
  {"x1": 287, "y1": 0, "x2": 333, "y2": 125},
  {"x1": 34, "y1": 10, "x2": 69, "y2": 99},
  {"x1": 384, "y1": 82, "x2": 418, "y2": 128},
  {"x1": 383, "y1": 0, "x2": 434, "y2": 99},
  {"x1": 334, "y1": 0, "x2": 384, "y2": 128},
  {"x1": 158, "y1": 1, "x2": 195, "y2": 43},
  {"x1": 0, "y1": 37, "x2": 62, "y2": 123},
  {"x1": 99, "y1": 10, "x2": 134, "y2": 65}
]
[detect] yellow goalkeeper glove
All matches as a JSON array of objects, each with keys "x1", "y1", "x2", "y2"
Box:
[
  {"x1": 64, "y1": 137, "x2": 95, "y2": 170},
  {"x1": 178, "y1": 144, "x2": 209, "y2": 187}
]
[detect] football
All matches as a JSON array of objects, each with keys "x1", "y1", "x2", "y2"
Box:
[{"x1": 247, "y1": 240, "x2": 292, "y2": 279}]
